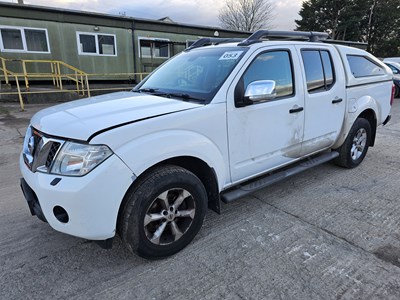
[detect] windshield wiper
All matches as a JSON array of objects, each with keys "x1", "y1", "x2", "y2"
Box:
[
  {"x1": 135, "y1": 88, "x2": 159, "y2": 94},
  {"x1": 166, "y1": 93, "x2": 205, "y2": 102},
  {"x1": 134, "y1": 89, "x2": 204, "y2": 102}
]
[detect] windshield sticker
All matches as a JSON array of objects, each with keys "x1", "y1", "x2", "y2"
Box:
[{"x1": 219, "y1": 51, "x2": 243, "y2": 60}]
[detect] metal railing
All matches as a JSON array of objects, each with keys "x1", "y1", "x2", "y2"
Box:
[
  {"x1": 1, "y1": 56, "x2": 90, "y2": 95},
  {"x1": 0, "y1": 56, "x2": 149, "y2": 111},
  {"x1": 0, "y1": 62, "x2": 24, "y2": 110}
]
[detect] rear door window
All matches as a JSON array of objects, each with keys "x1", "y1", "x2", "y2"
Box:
[{"x1": 302, "y1": 50, "x2": 336, "y2": 93}]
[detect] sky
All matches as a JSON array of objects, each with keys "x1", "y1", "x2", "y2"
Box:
[{"x1": 2, "y1": 0, "x2": 304, "y2": 30}]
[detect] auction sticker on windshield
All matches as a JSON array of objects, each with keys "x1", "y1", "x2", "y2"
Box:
[{"x1": 219, "y1": 51, "x2": 243, "y2": 60}]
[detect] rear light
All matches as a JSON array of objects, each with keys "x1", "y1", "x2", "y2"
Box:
[{"x1": 391, "y1": 84, "x2": 395, "y2": 106}]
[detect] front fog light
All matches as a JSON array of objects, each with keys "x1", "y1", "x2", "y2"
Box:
[{"x1": 51, "y1": 142, "x2": 113, "y2": 176}]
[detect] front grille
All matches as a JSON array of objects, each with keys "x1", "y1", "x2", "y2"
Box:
[
  {"x1": 45, "y1": 142, "x2": 61, "y2": 169},
  {"x1": 23, "y1": 126, "x2": 64, "y2": 173}
]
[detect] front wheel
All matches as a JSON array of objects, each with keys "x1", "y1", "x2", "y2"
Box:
[
  {"x1": 120, "y1": 165, "x2": 207, "y2": 259},
  {"x1": 334, "y1": 118, "x2": 372, "y2": 168}
]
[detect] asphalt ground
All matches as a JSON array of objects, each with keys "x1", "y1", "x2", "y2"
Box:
[{"x1": 1, "y1": 97, "x2": 400, "y2": 299}]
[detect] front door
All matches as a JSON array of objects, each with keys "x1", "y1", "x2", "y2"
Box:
[{"x1": 227, "y1": 46, "x2": 305, "y2": 183}]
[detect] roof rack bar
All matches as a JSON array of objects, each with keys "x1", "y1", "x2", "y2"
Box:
[
  {"x1": 322, "y1": 39, "x2": 368, "y2": 49},
  {"x1": 185, "y1": 38, "x2": 245, "y2": 51},
  {"x1": 238, "y1": 30, "x2": 329, "y2": 46},
  {"x1": 184, "y1": 30, "x2": 364, "y2": 51}
]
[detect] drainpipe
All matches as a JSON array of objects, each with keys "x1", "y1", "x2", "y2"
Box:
[{"x1": 131, "y1": 20, "x2": 138, "y2": 83}]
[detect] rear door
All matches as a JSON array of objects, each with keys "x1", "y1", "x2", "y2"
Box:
[
  {"x1": 296, "y1": 46, "x2": 346, "y2": 155},
  {"x1": 227, "y1": 46, "x2": 305, "y2": 183}
]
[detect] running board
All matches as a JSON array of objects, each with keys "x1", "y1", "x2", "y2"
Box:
[{"x1": 221, "y1": 151, "x2": 339, "y2": 203}]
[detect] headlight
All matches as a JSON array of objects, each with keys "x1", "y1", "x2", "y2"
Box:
[{"x1": 51, "y1": 142, "x2": 113, "y2": 176}]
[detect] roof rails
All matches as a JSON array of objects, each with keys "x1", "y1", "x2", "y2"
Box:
[
  {"x1": 238, "y1": 30, "x2": 329, "y2": 46},
  {"x1": 322, "y1": 39, "x2": 368, "y2": 49},
  {"x1": 185, "y1": 38, "x2": 245, "y2": 51},
  {"x1": 185, "y1": 30, "x2": 364, "y2": 51}
]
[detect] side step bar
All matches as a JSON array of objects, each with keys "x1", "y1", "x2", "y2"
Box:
[{"x1": 221, "y1": 151, "x2": 339, "y2": 203}]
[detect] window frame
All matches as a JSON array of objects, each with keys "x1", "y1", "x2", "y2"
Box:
[
  {"x1": 236, "y1": 48, "x2": 296, "y2": 107},
  {"x1": 76, "y1": 32, "x2": 117, "y2": 57},
  {"x1": 301, "y1": 48, "x2": 336, "y2": 94},
  {"x1": 138, "y1": 37, "x2": 170, "y2": 59},
  {"x1": 0, "y1": 25, "x2": 51, "y2": 54}
]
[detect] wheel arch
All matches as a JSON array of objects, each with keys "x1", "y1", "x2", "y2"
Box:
[
  {"x1": 357, "y1": 109, "x2": 377, "y2": 146},
  {"x1": 333, "y1": 106, "x2": 378, "y2": 150},
  {"x1": 116, "y1": 156, "x2": 220, "y2": 236},
  {"x1": 162, "y1": 156, "x2": 221, "y2": 213}
]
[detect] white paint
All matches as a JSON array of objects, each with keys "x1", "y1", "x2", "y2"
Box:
[
  {"x1": 31, "y1": 92, "x2": 202, "y2": 141},
  {"x1": 287, "y1": 244, "x2": 303, "y2": 255},
  {"x1": 20, "y1": 153, "x2": 133, "y2": 240},
  {"x1": 21, "y1": 39, "x2": 393, "y2": 242}
]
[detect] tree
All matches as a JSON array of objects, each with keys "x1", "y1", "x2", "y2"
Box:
[
  {"x1": 295, "y1": 0, "x2": 400, "y2": 57},
  {"x1": 365, "y1": 0, "x2": 400, "y2": 56},
  {"x1": 295, "y1": 0, "x2": 367, "y2": 40},
  {"x1": 218, "y1": 0, "x2": 275, "y2": 31}
]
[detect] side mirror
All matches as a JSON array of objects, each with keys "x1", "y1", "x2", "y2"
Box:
[
  {"x1": 393, "y1": 69, "x2": 399, "y2": 75},
  {"x1": 244, "y1": 80, "x2": 277, "y2": 103}
]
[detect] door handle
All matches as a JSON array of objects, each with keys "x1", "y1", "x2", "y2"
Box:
[
  {"x1": 332, "y1": 98, "x2": 343, "y2": 104},
  {"x1": 289, "y1": 107, "x2": 304, "y2": 114}
]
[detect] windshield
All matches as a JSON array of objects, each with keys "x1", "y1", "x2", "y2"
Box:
[{"x1": 134, "y1": 47, "x2": 248, "y2": 104}]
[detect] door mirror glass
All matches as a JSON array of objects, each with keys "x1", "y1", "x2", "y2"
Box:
[{"x1": 244, "y1": 80, "x2": 277, "y2": 102}]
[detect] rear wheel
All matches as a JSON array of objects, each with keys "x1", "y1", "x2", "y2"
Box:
[
  {"x1": 120, "y1": 165, "x2": 207, "y2": 259},
  {"x1": 334, "y1": 118, "x2": 371, "y2": 168},
  {"x1": 395, "y1": 85, "x2": 399, "y2": 98}
]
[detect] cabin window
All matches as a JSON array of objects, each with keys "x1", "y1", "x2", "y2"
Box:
[
  {"x1": 138, "y1": 38, "x2": 170, "y2": 58},
  {"x1": 347, "y1": 55, "x2": 385, "y2": 78},
  {"x1": 77, "y1": 32, "x2": 117, "y2": 56},
  {"x1": 0, "y1": 26, "x2": 50, "y2": 53}
]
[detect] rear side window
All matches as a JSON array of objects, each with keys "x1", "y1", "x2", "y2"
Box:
[
  {"x1": 347, "y1": 55, "x2": 385, "y2": 78},
  {"x1": 302, "y1": 50, "x2": 335, "y2": 93}
]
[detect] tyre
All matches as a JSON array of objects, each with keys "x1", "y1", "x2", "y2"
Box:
[
  {"x1": 395, "y1": 85, "x2": 399, "y2": 98},
  {"x1": 334, "y1": 118, "x2": 371, "y2": 168},
  {"x1": 120, "y1": 165, "x2": 207, "y2": 259}
]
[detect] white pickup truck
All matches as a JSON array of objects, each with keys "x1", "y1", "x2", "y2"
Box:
[{"x1": 20, "y1": 31, "x2": 394, "y2": 258}]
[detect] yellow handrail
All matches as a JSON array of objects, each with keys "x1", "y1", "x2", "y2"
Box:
[
  {"x1": 0, "y1": 57, "x2": 9, "y2": 84},
  {"x1": 0, "y1": 65, "x2": 24, "y2": 110},
  {"x1": 0, "y1": 56, "x2": 150, "y2": 111},
  {"x1": 0, "y1": 57, "x2": 90, "y2": 95}
]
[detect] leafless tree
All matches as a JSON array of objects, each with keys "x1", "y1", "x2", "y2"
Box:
[{"x1": 218, "y1": 0, "x2": 275, "y2": 31}]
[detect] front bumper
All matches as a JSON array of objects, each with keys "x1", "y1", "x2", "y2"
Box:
[
  {"x1": 20, "y1": 178, "x2": 47, "y2": 222},
  {"x1": 20, "y1": 153, "x2": 135, "y2": 240}
]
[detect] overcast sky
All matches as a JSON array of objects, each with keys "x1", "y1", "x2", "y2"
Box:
[{"x1": 3, "y1": 0, "x2": 303, "y2": 30}]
